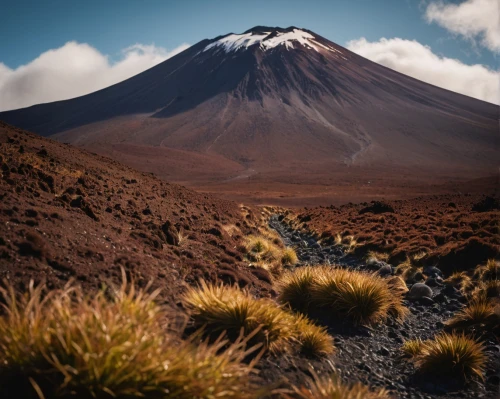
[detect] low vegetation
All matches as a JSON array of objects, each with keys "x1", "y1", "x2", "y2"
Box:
[
  {"x1": 444, "y1": 271, "x2": 473, "y2": 293},
  {"x1": 292, "y1": 373, "x2": 390, "y2": 399},
  {"x1": 474, "y1": 259, "x2": 499, "y2": 281},
  {"x1": 244, "y1": 235, "x2": 298, "y2": 276},
  {"x1": 278, "y1": 265, "x2": 408, "y2": 326},
  {"x1": 183, "y1": 281, "x2": 334, "y2": 357},
  {"x1": 282, "y1": 247, "x2": 299, "y2": 266},
  {"x1": 293, "y1": 314, "x2": 335, "y2": 357},
  {"x1": 405, "y1": 333, "x2": 486, "y2": 381},
  {"x1": 446, "y1": 294, "x2": 499, "y2": 335},
  {"x1": 401, "y1": 338, "x2": 425, "y2": 358},
  {"x1": 395, "y1": 257, "x2": 424, "y2": 283},
  {"x1": 0, "y1": 278, "x2": 263, "y2": 399},
  {"x1": 366, "y1": 250, "x2": 390, "y2": 263}
]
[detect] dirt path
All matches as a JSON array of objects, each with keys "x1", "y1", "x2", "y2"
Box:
[{"x1": 268, "y1": 215, "x2": 499, "y2": 399}]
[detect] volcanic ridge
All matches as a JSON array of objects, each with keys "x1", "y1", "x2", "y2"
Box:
[{"x1": 0, "y1": 26, "x2": 497, "y2": 205}]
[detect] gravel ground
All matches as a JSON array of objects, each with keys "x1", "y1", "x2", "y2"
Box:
[{"x1": 269, "y1": 215, "x2": 500, "y2": 398}]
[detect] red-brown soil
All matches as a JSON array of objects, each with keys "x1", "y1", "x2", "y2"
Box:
[
  {"x1": 287, "y1": 195, "x2": 500, "y2": 274},
  {"x1": 0, "y1": 122, "x2": 272, "y2": 301}
]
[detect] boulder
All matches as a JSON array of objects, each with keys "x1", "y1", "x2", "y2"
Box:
[{"x1": 408, "y1": 283, "x2": 433, "y2": 300}]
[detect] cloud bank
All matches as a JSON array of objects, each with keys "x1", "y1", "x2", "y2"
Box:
[
  {"x1": 425, "y1": 0, "x2": 500, "y2": 52},
  {"x1": 0, "y1": 42, "x2": 190, "y2": 111},
  {"x1": 347, "y1": 37, "x2": 500, "y2": 104}
]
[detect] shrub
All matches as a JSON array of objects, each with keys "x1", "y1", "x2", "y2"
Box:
[
  {"x1": 401, "y1": 338, "x2": 424, "y2": 358},
  {"x1": 446, "y1": 295, "x2": 499, "y2": 334},
  {"x1": 183, "y1": 282, "x2": 334, "y2": 357},
  {"x1": 278, "y1": 266, "x2": 408, "y2": 326},
  {"x1": 292, "y1": 373, "x2": 390, "y2": 399},
  {"x1": 0, "y1": 279, "x2": 262, "y2": 399},
  {"x1": 413, "y1": 333, "x2": 486, "y2": 380}
]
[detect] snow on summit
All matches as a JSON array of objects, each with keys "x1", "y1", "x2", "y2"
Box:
[{"x1": 204, "y1": 28, "x2": 338, "y2": 53}]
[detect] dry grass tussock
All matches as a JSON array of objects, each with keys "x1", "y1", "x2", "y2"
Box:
[
  {"x1": 405, "y1": 333, "x2": 486, "y2": 381},
  {"x1": 366, "y1": 250, "x2": 390, "y2": 263},
  {"x1": 244, "y1": 235, "x2": 298, "y2": 276},
  {"x1": 395, "y1": 257, "x2": 424, "y2": 283},
  {"x1": 445, "y1": 294, "x2": 499, "y2": 334},
  {"x1": 401, "y1": 339, "x2": 425, "y2": 358},
  {"x1": 183, "y1": 281, "x2": 334, "y2": 357},
  {"x1": 278, "y1": 266, "x2": 408, "y2": 326},
  {"x1": 0, "y1": 277, "x2": 264, "y2": 399},
  {"x1": 290, "y1": 372, "x2": 391, "y2": 399},
  {"x1": 474, "y1": 259, "x2": 499, "y2": 281},
  {"x1": 444, "y1": 271, "x2": 473, "y2": 293}
]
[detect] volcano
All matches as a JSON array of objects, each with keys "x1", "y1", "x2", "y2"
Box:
[{"x1": 0, "y1": 26, "x2": 498, "y2": 204}]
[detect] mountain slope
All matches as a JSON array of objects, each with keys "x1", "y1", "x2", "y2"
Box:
[
  {"x1": 0, "y1": 27, "x2": 498, "y2": 203},
  {"x1": 0, "y1": 121, "x2": 271, "y2": 297}
]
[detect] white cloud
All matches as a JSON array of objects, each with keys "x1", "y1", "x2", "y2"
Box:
[
  {"x1": 425, "y1": 0, "x2": 500, "y2": 52},
  {"x1": 347, "y1": 37, "x2": 500, "y2": 104},
  {"x1": 0, "y1": 41, "x2": 190, "y2": 111}
]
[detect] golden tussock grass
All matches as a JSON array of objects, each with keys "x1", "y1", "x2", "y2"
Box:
[
  {"x1": 411, "y1": 333, "x2": 486, "y2": 381},
  {"x1": 183, "y1": 282, "x2": 334, "y2": 357},
  {"x1": 278, "y1": 266, "x2": 318, "y2": 312},
  {"x1": 445, "y1": 294, "x2": 499, "y2": 334},
  {"x1": 244, "y1": 235, "x2": 298, "y2": 277},
  {"x1": 293, "y1": 314, "x2": 335, "y2": 357},
  {"x1": 366, "y1": 251, "x2": 390, "y2": 263},
  {"x1": 278, "y1": 266, "x2": 408, "y2": 326},
  {"x1": 474, "y1": 259, "x2": 499, "y2": 281},
  {"x1": 0, "y1": 277, "x2": 263, "y2": 399},
  {"x1": 395, "y1": 259, "x2": 423, "y2": 283},
  {"x1": 401, "y1": 339, "x2": 425, "y2": 358},
  {"x1": 290, "y1": 373, "x2": 391, "y2": 399},
  {"x1": 444, "y1": 271, "x2": 473, "y2": 293},
  {"x1": 282, "y1": 247, "x2": 299, "y2": 266}
]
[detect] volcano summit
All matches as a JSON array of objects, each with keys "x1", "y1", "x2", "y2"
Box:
[{"x1": 0, "y1": 26, "x2": 497, "y2": 204}]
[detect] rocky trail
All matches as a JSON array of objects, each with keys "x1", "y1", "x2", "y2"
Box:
[{"x1": 268, "y1": 215, "x2": 500, "y2": 399}]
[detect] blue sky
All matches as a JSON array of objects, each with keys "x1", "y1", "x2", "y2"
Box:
[
  {"x1": 1, "y1": 0, "x2": 496, "y2": 68},
  {"x1": 0, "y1": 0, "x2": 498, "y2": 109}
]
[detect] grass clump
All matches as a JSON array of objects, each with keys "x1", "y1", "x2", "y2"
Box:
[
  {"x1": 293, "y1": 314, "x2": 335, "y2": 357},
  {"x1": 278, "y1": 266, "x2": 408, "y2": 326},
  {"x1": 395, "y1": 258, "x2": 423, "y2": 283},
  {"x1": 445, "y1": 294, "x2": 499, "y2": 334},
  {"x1": 474, "y1": 259, "x2": 499, "y2": 281},
  {"x1": 366, "y1": 251, "x2": 390, "y2": 263},
  {"x1": 282, "y1": 247, "x2": 299, "y2": 266},
  {"x1": 244, "y1": 235, "x2": 297, "y2": 276},
  {"x1": 401, "y1": 338, "x2": 425, "y2": 358},
  {"x1": 292, "y1": 374, "x2": 390, "y2": 399},
  {"x1": 184, "y1": 281, "x2": 334, "y2": 357},
  {"x1": 0, "y1": 278, "x2": 262, "y2": 399},
  {"x1": 278, "y1": 266, "x2": 318, "y2": 312},
  {"x1": 444, "y1": 271, "x2": 473, "y2": 293},
  {"x1": 410, "y1": 333, "x2": 486, "y2": 381}
]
